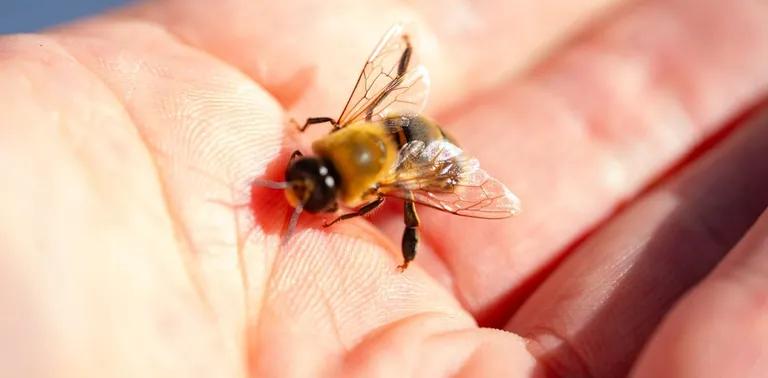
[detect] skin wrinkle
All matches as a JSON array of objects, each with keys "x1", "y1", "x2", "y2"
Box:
[
  {"x1": 340, "y1": 311, "x2": 474, "y2": 376},
  {"x1": 249, "y1": 233, "x2": 306, "y2": 375},
  {"x1": 675, "y1": 199, "x2": 739, "y2": 253},
  {"x1": 718, "y1": 250, "x2": 768, "y2": 293},
  {"x1": 441, "y1": 329, "x2": 521, "y2": 378},
  {"x1": 201, "y1": 151, "x2": 288, "y2": 338},
  {"x1": 446, "y1": 346, "x2": 479, "y2": 378},
  {"x1": 323, "y1": 238, "x2": 379, "y2": 330},
  {"x1": 195, "y1": 197, "x2": 267, "y2": 375},
  {"x1": 712, "y1": 209, "x2": 768, "y2": 293},
  {"x1": 524, "y1": 326, "x2": 592, "y2": 378},
  {"x1": 423, "y1": 331, "x2": 472, "y2": 377},
  {"x1": 316, "y1": 283, "x2": 350, "y2": 352},
  {"x1": 227, "y1": 180, "x2": 259, "y2": 358},
  {"x1": 709, "y1": 272, "x2": 768, "y2": 318},
  {"x1": 153, "y1": 137, "x2": 267, "y2": 316},
  {"x1": 450, "y1": 340, "x2": 489, "y2": 378},
  {"x1": 195, "y1": 149, "x2": 293, "y2": 337}
]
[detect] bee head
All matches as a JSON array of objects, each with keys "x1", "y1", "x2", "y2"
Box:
[{"x1": 284, "y1": 156, "x2": 340, "y2": 213}]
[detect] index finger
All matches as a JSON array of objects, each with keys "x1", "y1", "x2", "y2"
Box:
[{"x1": 116, "y1": 0, "x2": 623, "y2": 112}]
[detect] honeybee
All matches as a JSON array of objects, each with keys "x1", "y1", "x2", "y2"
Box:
[{"x1": 272, "y1": 24, "x2": 521, "y2": 271}]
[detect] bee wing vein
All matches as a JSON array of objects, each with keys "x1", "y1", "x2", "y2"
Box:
[
  {"x1": 380, "y1": 140, "x2": 521, "y2": 219},
  {"x1": 337, "y1": 24, "x2": 430, "y2": 126}
]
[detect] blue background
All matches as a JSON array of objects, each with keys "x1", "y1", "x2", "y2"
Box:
[{"x1": 0, "y1": 0, "x2": 128, "y2": 34}]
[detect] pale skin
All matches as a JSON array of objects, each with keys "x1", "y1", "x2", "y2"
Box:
[{"x1": 1, "y1": 0, "x2": 768, "y2": 376}]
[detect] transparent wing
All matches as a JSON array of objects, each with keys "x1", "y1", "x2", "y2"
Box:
[
  {"x1": 364, "y1": 66, "x2": 430, "y2": 120},
  {"x1": 337, "y1": 23, "x2": 431, "y2": 126},
  {"x1": 379, "y1": 140, "x2": 522, "y2": 219}
]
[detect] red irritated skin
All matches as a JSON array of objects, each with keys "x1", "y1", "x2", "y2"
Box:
[{"x1": 1, "y1": 0, "x2": 768, "y2": 377}]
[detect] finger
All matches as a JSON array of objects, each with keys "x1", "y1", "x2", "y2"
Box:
[
  {"x1": 507, "y1": 102, "x2": 768, "y2": 377},
  {"x1": 114, "y1": 0, "x2": 624, "y2": 111},
  {"x1": 408, "y1": 0, "x2": 768, "y2": 324},
  {"x1": 633, "y1": 208, "x2": 768, "y2": 378}
]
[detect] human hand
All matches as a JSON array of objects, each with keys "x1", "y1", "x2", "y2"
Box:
[{"x1": 1, "y1": 0, "x2": 767, "y2": 376}]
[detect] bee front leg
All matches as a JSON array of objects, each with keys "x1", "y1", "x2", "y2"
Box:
[
  {"x1": 323, "y1": 196, "x2": 384, "y2": 227},
  {"x1": 289, "y1": 150, "x2": 303, "y2": 162},
  {"x1": 398, "y1": 198, "x2": 419, "y2": 272},
  {"x1": 292, "y1": 117, "x2": 338, "y2": 132}
]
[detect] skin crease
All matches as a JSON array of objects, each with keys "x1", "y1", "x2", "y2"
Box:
[{"x1": 0, "y1": 1, "x2": 766, "y2": 377}]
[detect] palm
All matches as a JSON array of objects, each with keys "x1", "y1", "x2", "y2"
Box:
[{"x1": 2, "y1": 1, "x2": 767, "y2": 377}]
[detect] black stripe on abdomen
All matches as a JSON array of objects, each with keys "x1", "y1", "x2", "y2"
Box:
[{"x1": 383, "y1": 114, "x2": 442, "y2": 149}]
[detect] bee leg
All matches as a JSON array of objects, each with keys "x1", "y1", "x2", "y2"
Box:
[
  {"x1": 398, "y1": 199, "x2": 419, "y2": 272},
  {"x1": 323, "y1": 196, "x2": 384, "y2": 227},
  {"x1": 289, "y1": 150, "x2": 303, "y2": 162},
  {"x1": 292, "y1": 117, "x2": 338, "y2": 132}
]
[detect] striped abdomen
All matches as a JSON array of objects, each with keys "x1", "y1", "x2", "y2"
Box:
[{"x1": 382, "y1": 114, "x2": 452, "y2": 148}]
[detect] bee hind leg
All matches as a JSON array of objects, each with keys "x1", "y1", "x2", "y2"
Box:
[
  {"x1": 398, "y1": 199, "x2": 419, "y2": 272},
  {"x1": 323, "y1": 196, "x2": 384, "y2": 227}
]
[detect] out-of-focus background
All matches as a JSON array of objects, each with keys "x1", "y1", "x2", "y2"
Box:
[{"x1": 0, "y1": 0, "x2": 127, "y2": 33}]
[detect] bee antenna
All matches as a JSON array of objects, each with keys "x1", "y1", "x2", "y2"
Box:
[
  {"x1": 252, "y1": 178, "x2": 289, "y2": 190},
  {"x1": 282, "y1": 202, "x2": 303, "y2": 245}
]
